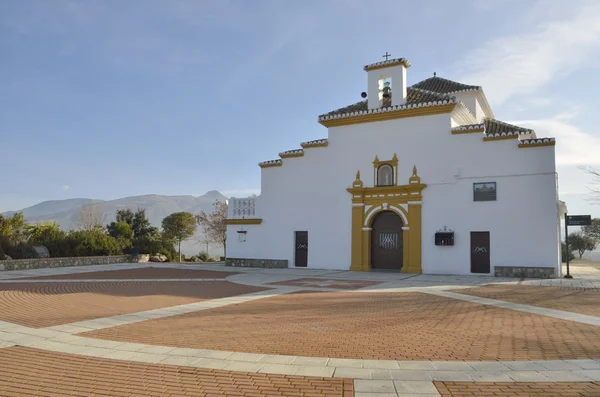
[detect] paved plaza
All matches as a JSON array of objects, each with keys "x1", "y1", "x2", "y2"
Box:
[{"x1": 0, "y1": 263, "x2": 598, "y2": 396}]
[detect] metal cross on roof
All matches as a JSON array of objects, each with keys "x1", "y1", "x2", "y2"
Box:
[{"x1": 382, "y1": 52, "x2": 391, "y2": 61}]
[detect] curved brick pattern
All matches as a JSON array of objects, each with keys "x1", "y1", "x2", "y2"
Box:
[
  {"x1": 83, "y1": 291, "x2": 600, "y2": 361},
  {"x1": 453, "y1": 285, "x2": 600, "y2": 317},
  {"x1": 0, "y1": 281, "x2": 268, "y2": 328},
  {"x1": 17, "y1": 267, "x2": 238, "y2": 280},
  {"x1": 0, "y1": 346, "x2": 354, "y2": 397},
  {"x1": 435, "y1": 381, "x2": 600, "y2": 396},
  {"x1": 267, "y1": 278, "x2": 383, "y2": 290}
]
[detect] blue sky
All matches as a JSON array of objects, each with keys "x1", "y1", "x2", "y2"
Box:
[{"x1": 1, "y1": 0, "x2": 600, "y2": 216}]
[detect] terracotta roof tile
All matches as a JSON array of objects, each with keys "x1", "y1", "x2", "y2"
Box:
[
  {"x1": 411, "y1": 76, "x2": 480, "y2": 94},
  {"x1": 319, "y1": 87, "x2": 452, "y2": 118}
]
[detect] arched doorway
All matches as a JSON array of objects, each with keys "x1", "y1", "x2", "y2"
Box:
[{"x1": 370, "y1": 211, "x2": 403, "y2": 270}]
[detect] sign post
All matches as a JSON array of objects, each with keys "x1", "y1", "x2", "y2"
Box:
[{"x1": 564, "y1": 214, "x2": 592, "y2": 279}]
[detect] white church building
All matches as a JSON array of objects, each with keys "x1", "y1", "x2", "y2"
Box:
[{"x1": 225, "y1": 57, "x2": 562, "y2": 277}]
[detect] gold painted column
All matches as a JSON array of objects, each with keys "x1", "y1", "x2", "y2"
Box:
[
  {"x1": 401, "y1": 227, "x2": 410, "y2": 272},
  {"x1": 350, "y1": 204, "x2": 364, "y2": 271},
  {"x1": 361, "y1": 228, "x2": 371, "y2": 271},
  {"x1": 407, "y1": 202, "x2": 422, "y2": 274}
]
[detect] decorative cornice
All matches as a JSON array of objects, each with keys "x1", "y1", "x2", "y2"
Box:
[
  {"x1": 318, "y1": 102, "x2": 456, "y2": 127},
  {"x1": 279, "y1": 149, "x2": 304, "y2": 158},
  {"x1": 451, "y1": 124, "x2": 485, "y2": 134},
  {"x1": 483, "y1": 131, "x2": 524, "y2": 141},
  {"x1": 224, "y1": 218, "x2": 263, "y2": 225},
  {"x1": 258, "y1": 159, "x2": 282, "y2": 168},
  {"x1": 364, "y1": 58, "x2": 411, "y2": 71},
  {"x1": 300, "y1": 139, "x2": 328, "y2": 149},
  {"x1": 518, "y1": 138, "x2": 556, "y2": 148}
]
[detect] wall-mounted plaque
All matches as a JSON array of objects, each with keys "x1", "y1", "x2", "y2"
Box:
[{"x1": 473, "y1": 182, "x2": 496, "y2": 201}]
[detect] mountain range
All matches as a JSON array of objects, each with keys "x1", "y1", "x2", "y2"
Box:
[{"x1": 1, "y1": 191, "x2": 228, "y2": 256}]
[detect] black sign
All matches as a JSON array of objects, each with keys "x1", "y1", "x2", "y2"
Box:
[
  {"x1": 567, "y1": 215, "x2": 592, "y2": 226},
  {"x1": 473, "y1": 182, "x2": 496, "y2": 201}
]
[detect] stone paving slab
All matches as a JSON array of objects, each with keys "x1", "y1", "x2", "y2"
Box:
[
  {"x1": 0, "y1": 280, "x2": 270, "y2": 328},
  {"x1": 81, "y1": 290, "x2": 600, "y2": 361}
]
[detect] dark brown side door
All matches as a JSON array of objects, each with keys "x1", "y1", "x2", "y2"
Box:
[
  {"x1": 371, "y1": 211, "x2": 403, "y2": 270},
  {"x1": 295, "y1": 231, "x2": 308, "y2": 267},
  {"x1": 470, "y1": 231, "x2": 490, "y2": 273}
]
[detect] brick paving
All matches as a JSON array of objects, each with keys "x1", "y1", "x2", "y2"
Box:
[
  {"x1": 17, "y1": 266, "x2": 237, "y2": 280},
  {"x1": 83, "y1": 291, "x2": 600, "y2": 361},
  {"x1": 0, "y1": 281, "x2": 267, "y2": 328},
  {"x1": 435, "y1": 381, "x2": 600, "y2": 396},
  {"x1": 0, "y1": 346, "x2": 353, "y2": 397},
  {"x1": 453, "y1": 284, "x2": 600, "y2": 317},
  {"x1": 267, "y1": 278, "x2": 382, "y2": 290}
]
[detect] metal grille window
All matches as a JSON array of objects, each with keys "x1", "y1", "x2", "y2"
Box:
[{"x1": 379, "y1": 232, "x2": 398, "y2": 250}]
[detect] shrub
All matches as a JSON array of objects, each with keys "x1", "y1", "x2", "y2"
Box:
[
  {"x1": 66, "y1": 230, "x2": 123, "y2": 256},
  {"x1": 133, "y1": 236, "x2": 177, "y2": 261},
  {"x1": 0, "y1": 244, "x2": 5, "y2": 260},
  {"x1": 197, "y1": 251, "x2": 210, "y2": 262},
  {"x1": 29, "y1": 227, "x2": 68, "y2": 257}
]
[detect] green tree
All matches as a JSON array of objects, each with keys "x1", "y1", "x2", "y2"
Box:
[
  {"x1": 196, "y1": 200, "x2": 228, "y2": 258},
  {"x1": 582, "y1": 218, "x2": 600, "y2": 243},
  {"x1": 161, "y1": 212, "x2": 197, "y2": 262},
  {"x1": 568, "y1": 231, "x2": 597, "y2": 259},
  {"x1": 132, "y1": 208, "x2": 159, "y2": 239},
  {"x1": 0, "y1": 213, "x2": 27, "y2": 245},
  {"x1": 561, "y1": 242, "x2": 575, "y2": 263},
  {"x1": 107, "y1": 208, "x2": 158, "y2": 240},
  {"x1": 108, "y1": 221, "x2": 133, "y2": 240}
]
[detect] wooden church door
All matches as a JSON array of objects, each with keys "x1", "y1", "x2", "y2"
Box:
[
  {"x1": 295, "y1": 231, "x2": 308, "y2": 267},
  {"x1": 370, "y1": 211, "x2": 403, "y2": 270}
]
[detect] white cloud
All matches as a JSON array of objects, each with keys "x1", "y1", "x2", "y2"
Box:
[
  {"x1": 457, "y1": 2, "x2": 600, "y2": 105},
  {"x1": 509, "y1": 112, "x2": 600, "y2": 166},
  {"x1": 62, "y1": 185, "x2": 70, "y2": 191}
]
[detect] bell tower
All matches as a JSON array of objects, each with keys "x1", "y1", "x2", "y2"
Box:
[{"x1": 364, "y1": 56, "x2": 411, "y2": 110}]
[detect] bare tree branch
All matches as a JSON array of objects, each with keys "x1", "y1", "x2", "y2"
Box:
[
  {"x1": 74, "y1": 203, "x2": 106, "y2": 231},
  {"x1": 577, "y1": 164, "x2": 600, "y2": 202},
  {"x1": 196, "y1": 200, "x2": 228, "y2": 258}
]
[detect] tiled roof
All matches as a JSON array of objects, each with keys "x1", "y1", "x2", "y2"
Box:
[
  {"x1": 319, "y1": 87, "x2": 452, "y2": 118},
  {"x1": 279, "y1": 149, "x2": 304, "y2": 158},
  {"x1": 483, "y1": 118, "x2": 533, "y2": 135},
  {"x1": 364, "y1": 58, "x2": 411, "y2": 71},
  {"x1": 453, "y1": 119, "x2": 534, "y2": 135},
  {"x1": 411, "y1": 76, "x2": 480, "y2": 94},
  {"x1": 258, "y1": 159, "x2": 282, "y2": 168},
  {"x1": 300, "y1": 139, "x2": 328, "y2": 148}
]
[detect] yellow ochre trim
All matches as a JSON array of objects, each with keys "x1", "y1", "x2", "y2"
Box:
[
  {"x1": 483, "y1": 134, "x2": 519, "y2": 142},
  {"x1": 348, "y1": 165, "x2": 425, "y2": 274},
  {"x1": 518, "y1": 141, "x2": 556, "y2": 148},
  {"x1": 224, "y1": 218, "x2": 263, "y2": 225},
  {"x1": 319, "y1": 103, "x2": 455, "y2": 127},
  {"x1": 451, "y1": 128, "x2": 484, "y2": 134}
]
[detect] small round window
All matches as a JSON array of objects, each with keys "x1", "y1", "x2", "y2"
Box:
[{"x1": 377, "y1": 164, "x2": 393, "y2": 186}]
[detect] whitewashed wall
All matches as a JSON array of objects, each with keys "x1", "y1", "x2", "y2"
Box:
[{"x1": 227, "y1": 112, "x2": 560, "y2": 275}]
